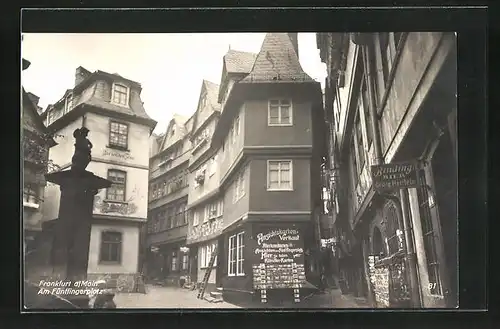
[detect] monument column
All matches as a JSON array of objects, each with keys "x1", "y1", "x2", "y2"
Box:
[{"x1": 45, "y1": 127, "x2": 111, "y2": 308}]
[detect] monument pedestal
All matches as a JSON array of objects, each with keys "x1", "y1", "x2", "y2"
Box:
[{"x1": 45, "y1": 169, "x2": 111, "y2": 309}]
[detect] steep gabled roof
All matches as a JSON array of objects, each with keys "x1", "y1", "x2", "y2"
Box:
[
  {"x1": 241, "y1": 33, "x2": 314, "y2": 83},
  {"x1": 190, "y1": 79, "x2": 220, "y2": 136},
  {"x1": 159, "y1": 114, "x2": 190, "y2": 152}
]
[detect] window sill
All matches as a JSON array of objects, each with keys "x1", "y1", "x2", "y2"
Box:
[
  {"x1": 107, "y1": 145, "x2": 130, "y2": 152},
  {"x1": 268, "y1": 123, "x2": 293, "y2": 127},
  {"x1": 267, "y1": 188, "x2": 294, "y2": 192},
  {"x1": 99, "y1": 261, "x2": 121, "y2": 265},
  {"x1": 104, "y1": 199, "x2": 128, "y2": 205},
  {"x1": 227, "y1": 274, "x2": 246, "y2": 277},
  {"x1": 110, "y1": 101, "x2": 130, "y2": 108}
]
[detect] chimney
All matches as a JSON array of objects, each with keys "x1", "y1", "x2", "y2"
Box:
[
  {"x1": 287, "y1": 33, "x2": 299, "y2": 59},
  {"x1": 75, "y1": 66, "x2": 91, "y2": 87}
]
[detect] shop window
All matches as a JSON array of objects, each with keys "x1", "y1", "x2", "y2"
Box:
[
  {"x1": 171, "y1": 251, "x2": 178, "y2": 271},
  {"x1": 201, "y1": 243, "x2": 217, "y2": 268},
  {"x1": 181, "y1": 254, "x2": 189, "y2": 271},
  {"x1": 228, "y1": 232, "x2": 245, "y2": 276}
]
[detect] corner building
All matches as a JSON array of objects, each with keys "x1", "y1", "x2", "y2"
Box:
[
  {"x1": 207, "y1": 34, "x2": 325, "y2": 304},
  {"x1": 41, "y1": 67, "x2": 156, "y2": 292}
]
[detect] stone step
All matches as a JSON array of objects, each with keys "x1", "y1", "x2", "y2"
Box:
[{"x1": 210, "y1": 291, "x2": 223, "y2": 300}]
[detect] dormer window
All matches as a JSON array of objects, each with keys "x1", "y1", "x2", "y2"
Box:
[
  {"x1": 112, "y1": 83, "x2": 129, "y2": 107},
  {"x1": 64, "y1": 92, "x2": 73, "y2": 114}
]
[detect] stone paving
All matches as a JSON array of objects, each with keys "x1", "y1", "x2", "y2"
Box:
[
  {"x1": 114, "y1": 285, "x2": 241, "y2": 309},
  {"x1": 114, "y1": 285, "x2": 368, "y2": 309}
]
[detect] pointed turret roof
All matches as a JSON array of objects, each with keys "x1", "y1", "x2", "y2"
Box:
[{"x1": 241, "y1": 33, "x2": 314, "y2": 83}]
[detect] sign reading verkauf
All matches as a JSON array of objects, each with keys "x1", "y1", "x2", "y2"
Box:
[{"x1": 371, "y1": 162, "x2": 421, "y2": 192}]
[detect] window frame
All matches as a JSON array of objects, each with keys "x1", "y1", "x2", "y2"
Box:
[
  {"x1": 64, "y1": 92, "x2": 74, "y2": 114},
  {"x1": 267, "y1": 160, "x2": 294, "y2": 191},
  {"x1": 108, "y1": 120, "x2": 129, "y2": 150},
  {"x1": 99, "y1": 231, "x2": 123, "y2": 264},
  {"x1": 268, "y1": 99, "x2": 293, "y2": 126},
  {"x1": 111, "y1": 82, "x2": 130, "y2": 107},
  {"x1": 106, "y1": 169, "x2": 127, "y2": 202},
  {"x1": 233, "y1": 170, "x2": 246, "y2": 203},
  {"x1": 193, "y1": 210, "x2": 200, "y2": 226},
  {"x1": 228, "y1": 232, "x2": 245, "y2": 276}
]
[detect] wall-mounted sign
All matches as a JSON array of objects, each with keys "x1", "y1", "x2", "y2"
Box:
[
  {"x1": 371, "y1": 161, "x2": 421, "y2": 192},
  {"x1": 102, "y1": 148, "x2": 134, "y2": 161},
  {"x1": 252, "y1": 226, "x2": 306, "y2": 290},
  {"x1": 368, "y1": 255, "x2": 390, "y2": 308}
]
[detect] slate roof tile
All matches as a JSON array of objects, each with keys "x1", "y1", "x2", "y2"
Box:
[{"x1": 241, "y1": 33, "x2": 314, "y2": 83}]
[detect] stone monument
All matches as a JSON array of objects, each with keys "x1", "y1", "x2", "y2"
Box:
[{"x1": 43, "y1": 127, "x2": 111, "y2": 308}]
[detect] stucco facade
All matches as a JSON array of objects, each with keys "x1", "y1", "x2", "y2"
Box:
[{"x1": 41, "y1": 67, "x2": 156, "y2": 291}]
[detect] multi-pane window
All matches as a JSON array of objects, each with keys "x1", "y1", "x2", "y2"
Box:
[
  {"x1": 64, "y1": 93, "x2": 73, "y2": 114},
  {"x1": 23, "y1": 184, "x2": 38, "y2": 204},
  {"x1": 100, "y1": 231, "x2": 122, "y2": 263},
  {"x1": 233, "y1": 171, "x2": 245, "y2": 202},
  {"x1": 208, "y1": 202, "x2": 218, "y2": 219},
  {"x1": 268, "y1": 99, "x2": 292, "y2": 125},
  {"x1": 267, "y1": 160, "x2": 293, "y2": 191},
  {"x1": 228, "y1": 232, "x2": 245, "y2": 276},
  {"x1": 171, "y1": 251, "x2": 178, "y2": 271},
  {"x1": 106, "y1": 170, "x2": 126, "y2": 201},
  {"x1": 112, "y1": 83, "x2": 129, "y2": 106},
  {"x1": 109, "y1": 121, "x2": 128, "y2": 149},
  {"x1": 178, "y1": 203, "x2": 187, "y2": 225},
  {"x1": 181, "y1": 254, "x2": 189, "y2": 270},
  {"x1": 193, "y1": 211, "x2": 200, "y2": 226},
  {"x1": 350, "y1": 140, "x2": 358, "y2": 188},
  {"x1": 201, "y1": 243, "x2": 217, "y2": 268},
  {"x1": 231, "y1": 116, "x2": 240, "y2": 144},
  {"x1": 355, "y1": 116, "x2": 365, "y2": 173},
  {"x1": 361, "y1": 80, "x2": 373, "y2": 146}
]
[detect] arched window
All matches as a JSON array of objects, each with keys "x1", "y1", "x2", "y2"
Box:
[
  {"x1": 383, "y1": 200, "x2": 404, "y2": 255},
  {"x1": 372, "y1": 226, "x2": 385, "y2": 257}
]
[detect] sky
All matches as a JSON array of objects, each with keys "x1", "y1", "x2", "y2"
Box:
[{"x1": 21, "y1": 33, "x2": 327, "y2": 133}]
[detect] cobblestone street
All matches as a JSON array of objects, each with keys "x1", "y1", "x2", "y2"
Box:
[
  {"x1": 114, "y1": 285, "x2": 368, "y2": 309},
  {"x1": 114, "y1": 285, "x2": 241, "y2": 309}
]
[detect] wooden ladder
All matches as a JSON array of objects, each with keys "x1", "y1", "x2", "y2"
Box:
[{"x1": 197, "y1": 245, "x2": 218, "y2": 300}]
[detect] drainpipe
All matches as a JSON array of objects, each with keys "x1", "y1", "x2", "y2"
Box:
[{"x1": 399, "y1": 189, "x2": 422, "y2": 307}]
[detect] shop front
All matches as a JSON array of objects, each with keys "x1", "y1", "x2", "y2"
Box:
[
  {"x1": 219, "y1": 219, "x2": 318, "y2": 306},
  {"x1": 147, "y1": 240, "x2": 190, "y2": 286}
]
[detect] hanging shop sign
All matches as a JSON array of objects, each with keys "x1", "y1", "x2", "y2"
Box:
[
  {"x1": 371, "y1": 161, "x2": 421, "y2": 192},
  {"x1": 252, "y1": 226, "x2": 306, "y2": 290}
]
